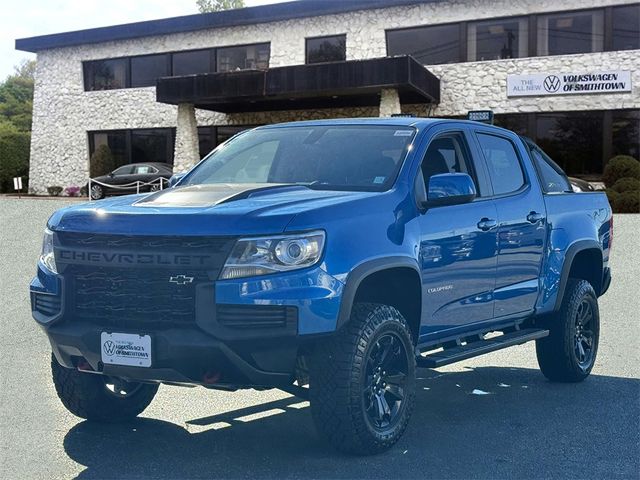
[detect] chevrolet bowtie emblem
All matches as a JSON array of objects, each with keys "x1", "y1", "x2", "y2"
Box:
[{"x1": 169, "y1": 275, "x2": 194, "y2": 285}]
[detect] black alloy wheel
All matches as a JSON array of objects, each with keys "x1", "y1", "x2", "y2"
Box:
[{"x1": 364, "y1": 333, "x2": 409, "y2": 431}]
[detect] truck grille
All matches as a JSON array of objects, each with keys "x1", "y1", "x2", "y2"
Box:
[{"x1": 57, "y1": 233, "x2": 236, "y2": 329}]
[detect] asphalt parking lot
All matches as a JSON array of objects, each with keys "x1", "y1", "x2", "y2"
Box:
[{"x1": 0, "y1": 197, "x2": 638, "y2": 479}]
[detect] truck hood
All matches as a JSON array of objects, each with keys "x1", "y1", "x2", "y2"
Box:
[{"x1": 48, "y1": 184, "x2": 376, "y2": 236}]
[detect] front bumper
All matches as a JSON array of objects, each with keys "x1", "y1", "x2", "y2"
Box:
[
  {"x1": 31, "y1": 261, "x2": 344, "y2": 388},
  {"x1": 47, "y1": 321, "x2": 298, "y2": 387}
]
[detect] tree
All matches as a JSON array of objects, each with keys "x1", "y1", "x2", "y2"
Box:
[
  {"x1": 0, "y1": 59, "x2": 36, "y2": 132},
  {"x1": 196, "y1": 0, "x2": 245, "y2": 13}
]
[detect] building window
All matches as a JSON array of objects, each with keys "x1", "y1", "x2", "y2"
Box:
[
  {"x1": 197, "y1": 126, "x2": 257, "y2": 159},
  {"x1": 173, "y1": 49, "x2": 214, "y2": 76},
  {"x1": 535, "y1": 112, "x2": 604, "y2": 176},
  {"x1": 306, "y1": 34, "x2": 346, "y2": 64},
  {"x1": 88, "y1": 129, "x2": 175, "y2": 177},
  {"x1": 131, "y1": 129, "x2": 173, "y2": 163},
  {"x1": 467, "y1": 17, "x2": 528, "y2": 61},
  {"x1": 537, "y1": 10, "x2": 604, "y2": 56},
  {"x1": 612, "y1": 110, "x2": 640, "y2": 160},
  {"x1": 89, "y1": 131, "x2": 128, "y2": 176},
  {"x1": 83, "y1": 59, "x2": 127, "y2": 91},
  {"x1": 612, "y1": 4, "x2": 640, "y2": 51},
  {"x1": 216, "y1": 43, "x2": 270, "y2": 72},
  {"x1": 386, "y1": 23, "x2": 460, "y2": 65},
  {"x1": 493, "y1": 114, "x2": 529, "y2": 136},
  {"x1": 130, "y1": 54, "x2": 170, "y2": 88}
]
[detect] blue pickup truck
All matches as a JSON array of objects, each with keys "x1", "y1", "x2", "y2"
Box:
[{"x1": 30, "y1": 118, "x2": 612, "y2": 454}]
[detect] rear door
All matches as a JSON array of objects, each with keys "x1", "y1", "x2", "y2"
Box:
[
  {"x1": 473, "y1": 130, "x2": 547, "y2": 318},
  {"x1": 416, "y1": 125, "x2": 498, "y2": 336}
]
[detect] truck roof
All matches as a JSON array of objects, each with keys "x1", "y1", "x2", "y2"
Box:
[{"x1": 258, "y1": 117, "x2": 508, "y2": 131}]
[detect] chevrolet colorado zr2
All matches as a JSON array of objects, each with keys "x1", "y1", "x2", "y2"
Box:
[{"x1": 30, "y1": 118, "x2": 612, "y2": 454}]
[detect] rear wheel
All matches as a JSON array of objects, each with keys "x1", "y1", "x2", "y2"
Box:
[
  {"x1": 536, "y1": 279, "x2": 600, "y2": 382},
  {"x1": 51, "y1": 355, "x2": 158, "y2": 422},
  {"x1": 309, "y1": 303, "x2": 416, "y2": 455}
]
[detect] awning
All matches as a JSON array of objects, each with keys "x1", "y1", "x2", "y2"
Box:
[{"x1": 156, "y1": 56, "x2": 440, "y2": 113}]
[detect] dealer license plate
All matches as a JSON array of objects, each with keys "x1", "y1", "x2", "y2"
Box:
[{"x1": 101, "y1": 332, "x2": 152, "y2": 368}]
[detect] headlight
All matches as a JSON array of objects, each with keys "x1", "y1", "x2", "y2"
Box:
[
  {"x1": 220, "y1": 231, "x2": 325, "y2": 280},
  {"x1": 40, "y1": 228, "x2": 58, "y2": 273}
]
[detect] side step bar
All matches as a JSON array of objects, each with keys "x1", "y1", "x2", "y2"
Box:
[{"x1": 416, "y1": 328, "x2": 549, "y2": 368}]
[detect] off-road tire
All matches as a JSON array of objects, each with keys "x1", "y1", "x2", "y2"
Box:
[
  {"x1": 536, "y1": 279, "x2": 600, "y2": 382},
  {"x1": 51, "y1": 355, "x2": 159, "y2": 422},
  {"x1": 309, "y1": 303, "x2": 416, "y2": 455}
]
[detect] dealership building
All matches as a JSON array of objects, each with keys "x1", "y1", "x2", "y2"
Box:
[{"x1": 16, "y1": 0, "x2": 640, "y2": 194}]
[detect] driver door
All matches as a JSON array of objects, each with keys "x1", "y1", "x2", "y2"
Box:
[{"x1": 416, "y1": 128, "x2": 498, "y2": 339}]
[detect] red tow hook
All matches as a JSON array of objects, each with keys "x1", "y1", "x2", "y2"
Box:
[
  {"x1": 202, "y1": 371, "x2": 221, "y2": 385},
  {"x1": 77, "y1": 359, "x2": 93, "y2": 371}
]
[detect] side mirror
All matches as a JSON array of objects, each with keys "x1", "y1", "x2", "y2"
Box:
[
  {"x1": 108, "y1": 172, "x2": 115, "y2": 177},
  {"x1": 169, "y1": 172, "x2": 186, "y2": 187},
  {"x1": 424, "y1": 173, "x2": 476, "y2": 207}
]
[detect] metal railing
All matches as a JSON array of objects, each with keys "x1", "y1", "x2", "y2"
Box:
[{"x1": 87, "y1": 177, "x2": 168, "y2": 201}]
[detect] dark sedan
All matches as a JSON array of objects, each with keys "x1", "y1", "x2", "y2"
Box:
[{"x1": 89, "y1": 163, "x2": 174, "y2": 200}]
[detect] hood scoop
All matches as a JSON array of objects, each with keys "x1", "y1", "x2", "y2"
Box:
[{"x1": 133, "y1": 183, "x2": 292, "y2": 208}]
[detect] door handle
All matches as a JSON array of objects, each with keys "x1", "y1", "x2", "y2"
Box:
[
  {"x1": 526, "y1": 211, "x2": 544, "y2": 223},
  {"x1": 477, "y1": 218, "x2": 497, "y2": 231}
]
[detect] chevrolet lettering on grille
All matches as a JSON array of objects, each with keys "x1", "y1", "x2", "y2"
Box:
[{"x1": 169, "y1": 275, "x2": 194, "y2": 285}]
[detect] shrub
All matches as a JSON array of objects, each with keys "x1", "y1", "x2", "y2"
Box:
[
  {"x1": 605, "y1": 189, "x2": 619, "y2": 211},
  {"x1": 602, "y1": 155, "x2": 640, "y2": 188},
  {"x1": 80, "y1": 184, "x2": 88, "y2": 197},
  {"x1": 65, "y1": 185, "x2": 81, "y2": 197},
  {"x1": 47, "y1": 186, "x2": 63, "y2": 196},
  {"x1": 0, "y1": 130, "x2": 30, "y2": 193},
  {"x1": 612, "y1": 177, "x2": 640, "y2": 193},
  {"x1": 616, "y1": 190, "x2": 640, "y2": 213},
  {"x1": 90, "y1": 144, "x2": 116, "y2": 177}
]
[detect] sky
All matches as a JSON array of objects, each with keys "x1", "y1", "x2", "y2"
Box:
[{"x1": 1, "y1": 0, "x2": 287, "y2": 79}]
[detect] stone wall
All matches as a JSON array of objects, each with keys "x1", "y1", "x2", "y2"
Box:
[{"x1": 28, "y1": 0, "x2": 640, "y2": 193}]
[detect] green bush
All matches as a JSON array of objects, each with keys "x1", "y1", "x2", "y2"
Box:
[
  {"x1": 90, "y1": 144, "x2": 116, "y2": 177},
  {"x1": 616, "y1": 190, "x2": 640, "y2": 213},
  {"x1": 603, "y1": 155, "x2": 640, "y2": 188},
  {"x1": 47, "y1": 186, "x2": 63, "y2": 196},
  {"x1": 605, "y1": 189, "x2": 619, "y2": 211},
  {"x1": 0, "y1": 130, "x2": 30, "y2": 193},
  {"x1": 612, "y1": 177, "x2": 640, "y2": 193}
]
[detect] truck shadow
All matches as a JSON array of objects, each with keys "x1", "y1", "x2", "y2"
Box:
[{"x1": 63, "y1": 366, "x2": 639, "y2": 479}]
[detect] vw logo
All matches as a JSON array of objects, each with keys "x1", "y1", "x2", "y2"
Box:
[
  {"x1": 543, "y1": 75, "x2": 561, "y2": 93},
  {"x1": 169, "y1": 274, "x2": 194, "y2": 285},
  {"x1": 103, "y1": 340, "x2": 116, "y2": 356}
]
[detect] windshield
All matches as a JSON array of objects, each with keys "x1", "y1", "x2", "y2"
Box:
[{"x1": 182, "y1": 125, "x2": 416, "y2": 191}]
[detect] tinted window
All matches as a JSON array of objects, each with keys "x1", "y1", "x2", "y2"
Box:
[
  {"x1": 468, "y1": 17, "x2": 528, "y2": 61},
  {"x1": 535, "y1": 112, "x2": 604, "y2": 175},
  {"x1": 183, "y1": 126, "x2": 415, "y2": 191},
  {"x1": 172, "y1": 49, "x2": 213, "y2": 76},
  {"x1": 537, "y1": 10, "x2": 604, "y2": 56},
  {"x1": 131, "y1": 129, "x2": 173, "y2": 164},
  {"x1": 306, "y1": 35, "x2": 346, "y2": 63},
  {"x1": 477, "y1": 134, "x2": 525, "y2": 195},
  {"x1": 612, "y1": 4, "x2": 640, "y2": 51},
  {"x1": 612, "y1": 110, "x2": 640, "y2": 159},
  {"x1": 529, "y1": 144, "x2": 571, "y2": 193},
  {"x1": 113, "y1": 165, "x2": 134, "y2": 175},
  {"x1": 130, "y1": 54, "x2": 169, "y2": 88},
  {"x1": 83, "y1": 59, "x2": 127, "y2": 91},
  {"x1": 89, "y1": 131, "x2": 128, "y2": 176},
  {"x1": 387, "y1": 24, "x2": 460, "y2": 64},
  {"x1": 216, "y1": 43, "x2": 270, "y2": 72},
  {"x1": 421, "y1": 134, "x2": 475, "y2": 189}
]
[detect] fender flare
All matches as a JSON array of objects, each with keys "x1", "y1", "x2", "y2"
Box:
[
  {"x1": 336, "y1": 256, "x2": 421, "y2": 330},
  {"x1": 553, "y1": 239, "x2": 603, "y2": 312}
]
